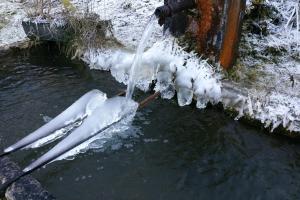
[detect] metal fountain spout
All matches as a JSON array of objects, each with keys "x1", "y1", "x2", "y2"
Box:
[
  {"x1": 154, "y1": 0, "x2": 196, "y2": 20},
  {"x1": 154, "y1": 0, "x2": 196, "y2": 37}
]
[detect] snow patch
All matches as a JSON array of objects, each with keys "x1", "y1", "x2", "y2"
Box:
[{"x1": 0, "y1": 0, "x2": 27, "y2": 47}]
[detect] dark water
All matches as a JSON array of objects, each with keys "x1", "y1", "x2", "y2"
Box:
[{"x1": 1, "y1": 45, "x2": 300, "y2": 200}]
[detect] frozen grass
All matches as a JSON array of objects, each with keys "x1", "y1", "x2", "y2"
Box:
[
  {"x1": 266, "y1": 0, "x2": 300, "y2": 53},
  {"x1": 234, "y1": 0, "x2": 300, "y2": 133}
]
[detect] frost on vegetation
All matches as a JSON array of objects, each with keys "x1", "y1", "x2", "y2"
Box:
[
  {"x1": 265, "y1": 0, "x2": 300, "y2": 53},
  {"x1": 258, "y1": 92, "x2": 300, "y2": 132},
  {"x1": 82, "y1": 38, "x2": 222, "y2": 109},
  {"x1": 244, "y1": 0, "x2": 300, "y2": 57},
  {"x1": 228, "y1": 0, "x2": 300, "y2": 133},
  {"x1": 222, "y1": 88, "x2": 300, "y2": 132}
]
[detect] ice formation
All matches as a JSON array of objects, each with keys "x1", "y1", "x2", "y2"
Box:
[
  {"x1": 80, "y1": 0, "x2": 299, "y2": 133},
  {"x1": 26, "y1": 120, "x2": 83, "y2": 149},
  {"x1": 83, "y1": 38, "x2": 222, "y2": 109},
  {"x1": 1, "y1": 0, "x2": 299, "y2": 134},
  {"x1": 265, "y1": 0, "x2": 300, "y2": 53},
  {"x1": 4, "y1": 90, "x2": 107, "y2": 153},
  {"x1": 222, "y1": 87, "x2": 300, "y2": 132},
  {"x1": 23, "y1": 96, "x2": 138, "y2": 172},
  {"x1": 234, "y1": 0, "x2": 300, "y2": 132}
]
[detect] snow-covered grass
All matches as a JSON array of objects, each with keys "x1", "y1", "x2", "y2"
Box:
[
  {"x1": 266, "y1": 0, "x2": 300, "y2": 53},
  {"x1": 232, "y1": 0, "x2": 300, "y2": 133},
  {"x1": 71, "y1": 0, "x2": 163, "y2": 48}
]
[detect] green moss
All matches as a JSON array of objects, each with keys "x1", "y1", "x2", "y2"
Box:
[
  {"x1": 225, "y1": 60, "x2": 246, "y2": 82},
  {"x1": 245, "y1": 1, "x2": 280, "y2": 22},
  {"x1": 61, "y1": 0, "x2": 75, "y2": 12},
  {"x1": 245, "y1": 68, "x2": 259, "y2": 82},
  {"x1": 0, "y1": 22, "x2": 5, "y2": 30}
]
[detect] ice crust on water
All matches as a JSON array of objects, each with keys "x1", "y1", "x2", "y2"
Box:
[
  {"x1": 23, "y1": 96, "x2": 138, "y2": 172},
  {"x1": 5, "y1": 90, "x2": 107, "y2": 152}
]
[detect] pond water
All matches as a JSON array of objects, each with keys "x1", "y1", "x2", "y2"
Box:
[{"x1": 1, "y1": 45, "x2": 300, "y2": 200}]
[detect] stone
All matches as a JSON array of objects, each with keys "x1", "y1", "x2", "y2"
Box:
[{"x1": 0, "y1": 156, "x2": 55, "y2": 200}]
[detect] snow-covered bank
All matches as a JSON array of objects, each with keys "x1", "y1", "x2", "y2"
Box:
[
  {"x1": 232, "y1": 0, "x2": 300, "y2": 133},
  {"x1": 82, "y1": 39, "x2": 300, "y2": 134},
  {"x1": 78, "y1": 0, "x2": 300, "y2": 134}
]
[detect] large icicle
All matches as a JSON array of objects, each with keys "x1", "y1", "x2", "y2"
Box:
[
  {"x1": 23, "y1": 96, "x2": 138, "y2": 173},
  {"x1": 4, "y1": 90, "x2": 107, "y2": 153}
]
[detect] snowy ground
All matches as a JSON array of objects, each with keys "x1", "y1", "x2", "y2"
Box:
[
  {"x1": 0, "y1": 0, "x2": 28, "y2": 50},
  {"x1": 232, "y1": 0, "x2": 300, "y2": 133},
  {"x1": 0, "y1": 0, "x2": 299, "y2": 135}
]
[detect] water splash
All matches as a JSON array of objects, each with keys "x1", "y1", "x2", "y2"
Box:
[{"x1": 126, "y1": 15, "x2": 157, "y2": 99}]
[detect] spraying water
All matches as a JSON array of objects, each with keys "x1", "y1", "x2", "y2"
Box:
[{"x1": 126, "y1": 15, "x2": 157, "y2": 99}]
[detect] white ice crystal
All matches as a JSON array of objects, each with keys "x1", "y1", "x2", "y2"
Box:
[
  {"x1": 82, "y1": 37, "x2": 222, "y2": 108},
  {"x1": 266, "y1": 0, "x2": 300, "y2": 53}
]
